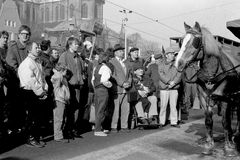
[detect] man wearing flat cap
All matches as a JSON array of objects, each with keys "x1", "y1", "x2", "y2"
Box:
[
  {"x1": 158, "y1": 47, "x2": 182, "y2": 128},
  {"x1": 124, "y1": 47, "x2": 144, "y2": 74},
  {"x1": 110, "y1": 44, "x2": 131, "y2": 132}
]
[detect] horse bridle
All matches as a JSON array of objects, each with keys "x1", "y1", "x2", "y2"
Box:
[
  {"x1": 186, "y1": 30, "x2": 204, "y2": 63},
  {"x1": 182, "y1": 31, "x2": 204, "y2": 83}
]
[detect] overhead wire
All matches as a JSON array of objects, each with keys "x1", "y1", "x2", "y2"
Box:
[
  {"x1": 105, "y1": 0, "x2": 240, "y2": 34},
  {"x1": 105, "y1": 0, "x2": 183, "y2": 34},
  {"x1": 158, "y1": 0, "x2": 240, "y2": 21},
  {"x1": 104, "y1": 18, "x2": 168, "y2": 41}
]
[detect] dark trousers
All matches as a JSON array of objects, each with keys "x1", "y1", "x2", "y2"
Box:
[
  {"x1": 64, "y1": 84, "x2": 81, "y2": 133},
  {"x1": 94, "y1": 87, "x2": 109, "y2": 132},
  {"x1": 21, "y1": 89, "x2": 43, "y2": 140},
  {"x1": 6, "y1": 86, "x2": 26, "y2": 131}
]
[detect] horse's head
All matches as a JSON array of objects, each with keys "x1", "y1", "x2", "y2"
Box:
[{"x1": 175, "y1": 22, "x2": 203, "y2": 72}]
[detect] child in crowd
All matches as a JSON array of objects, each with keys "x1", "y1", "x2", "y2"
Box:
[{"x1": 51, "y1": 63, "x2": 70, "y2": 143}]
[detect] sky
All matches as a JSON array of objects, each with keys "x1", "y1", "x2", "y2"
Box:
[{"x1": 103, "y1": 0, "x2": 240, "y2": 47}]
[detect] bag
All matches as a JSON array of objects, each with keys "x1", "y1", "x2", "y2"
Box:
[
  {"x1": 89, "y1": 104, "x2": 95, "y2": 123},
  {"x1": 83, "y1": 92, "x2": 95, "y2": 121},
  {"x1": 83, "y1": 104, "x2": 90, "y2": 121}
]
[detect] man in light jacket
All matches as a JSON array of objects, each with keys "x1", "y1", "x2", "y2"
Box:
[
  {"x1": 158, "y1": 47, "x2": 182, "y2": 128},
  {"x1": 18, "y1": 42, "x2": 48, "y2": 148}
]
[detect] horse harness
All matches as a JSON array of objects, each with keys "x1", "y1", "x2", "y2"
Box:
[{"x1": 185, "y1": 31, "x2": 240, "y2": 101}]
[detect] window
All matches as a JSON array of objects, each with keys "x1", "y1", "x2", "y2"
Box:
[
  {"x1": 55, "y1": 6, "x2": 59, "y2": 21},
  {"x1": 32, "y1": 7, "x2": 35, "y2": 22},
  {"x1": 69, "y1": 4, "x2": 74, "y2": 19},
  {"x1": 81, "y1": 3, "x2": 88, "y2": 18},
  {"x1": 41, "y1": 8, "x2": 44, "y2": 22},
  {"x1": 45, "y1": 7, "x2": 49, "y2": 22},
  {"x1": 60, "y1": 5, "x2": 65, "y2": 20},
  {"x1": 94, "y1": 4, "x2": 98, "y2": 18}
]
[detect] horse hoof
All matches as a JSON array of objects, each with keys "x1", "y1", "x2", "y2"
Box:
[
  {"x1": 224, "y1": 145, "x2": 238, "y2": 157},
  {"x1": 224, "y1": 149, "x2": 238, "y2": 157}
]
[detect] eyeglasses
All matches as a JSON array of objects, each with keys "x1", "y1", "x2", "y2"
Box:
[{"x1": 20, "y1": 32, "x2": 30, "y2": 36}]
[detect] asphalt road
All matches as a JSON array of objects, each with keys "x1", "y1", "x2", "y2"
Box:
[{"x1": 0, "y1": 109, "x2": 239, "y2": 160}]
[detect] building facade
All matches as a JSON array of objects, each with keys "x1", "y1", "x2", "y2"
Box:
[
  {"x1": 0, "y1": 0, "x2": 104, "y2": 45},
  {"x1": 0, "y1": 0, "x2": 22, "y2": 40}
]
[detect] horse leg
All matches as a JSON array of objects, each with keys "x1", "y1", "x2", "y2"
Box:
[
  {"x1": 202, "y1": 107, "x2": 214, "y2": 155},
  {"x1": 197, "y1": 86, "x2": 215, "y2": 155},
  {"x1": 232, "y1": 101, "x2": 240, "y2": 152},
  {"x1": 221, "y1": 101, "x2": 237, "y2": 157}
]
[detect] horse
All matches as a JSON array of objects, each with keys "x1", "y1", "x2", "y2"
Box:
[{"x1": 174, "y1": 22, "x2": 240, "y2": 156}]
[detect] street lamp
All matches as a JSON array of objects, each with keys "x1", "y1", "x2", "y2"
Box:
[{"x1": 119, "y1": 9, "x2": 132, "y2": 60}]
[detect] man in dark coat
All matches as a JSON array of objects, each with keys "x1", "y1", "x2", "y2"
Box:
[
  {"x1": 0, "y1": 31, "x2": 9, "y2": 137},
  {"x1": 5, "y1": 25, "x2": 32, "y2": 134}
]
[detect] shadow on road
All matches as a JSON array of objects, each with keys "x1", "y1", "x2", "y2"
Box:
[
  {"x1": 158, "y1": 140, "x2": 202, "y2": 155},
  {"x1": 0, "y1": 157, "x2": 30, "y2": 160}
]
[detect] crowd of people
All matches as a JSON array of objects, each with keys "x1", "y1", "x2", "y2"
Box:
[{"x1": 0, "y1": 25, "x2": 199, "y2": 148}]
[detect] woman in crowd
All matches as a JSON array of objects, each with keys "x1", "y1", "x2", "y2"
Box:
[{"x1": 92, "y1": 50, "x2": 112, "y2": 136}]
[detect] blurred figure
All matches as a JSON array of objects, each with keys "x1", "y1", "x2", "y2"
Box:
[{"x1": 18, "y1": 42, "x2": 48, "y2": 148}]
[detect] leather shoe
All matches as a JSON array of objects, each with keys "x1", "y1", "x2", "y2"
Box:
[
  {"x1": 159, "y1": 124, "x2": 164, "y2": 128},
  {"x1": 178, "y1": 120, "x2": 185, "y2": 124},
  {"x1": 55, "y1": 139, "x2": 69, "y2": 143},
  {"x1": 73, "y1": 132, "x2": 83, "y2": 138},
  {"x1": 26, "y1": 139, "x2": 45, "y2": 148},
  {"x1": 120, "y1": 128, "x2": 130, "y2": 133},
  {"x1": 111, "y1": 128, "x2": 118, "y2": 133},
  {"x1": 171, "y1": 124, "x2": 180, "y2": 128},
  {"x1": 64, "y1": 131, "x2": 74, "y2": 140}
]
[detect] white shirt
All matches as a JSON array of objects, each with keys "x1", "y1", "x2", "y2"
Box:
[
  {"x1": 99, "y1": 64, "x2": 112, "y2": 83},
  {"x1": 18, "y1": 54, "x2": 48, "y2": 96},
  {"x1": 91, "y1": 63, "x2": 112, "y2": 87}
]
